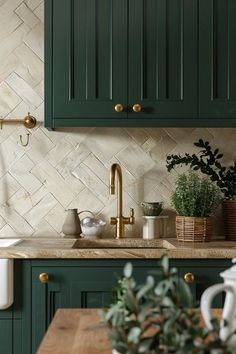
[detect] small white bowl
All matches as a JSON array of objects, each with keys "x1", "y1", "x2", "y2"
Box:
[{"x1": 81, "y1": 217, "x2": 106, "y2": 237}]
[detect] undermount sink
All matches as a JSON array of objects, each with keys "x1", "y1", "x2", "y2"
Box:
[
  {"x1": 0, "y1": 239, "x2": 21, "y2": 247},
  {"x1": 0, "y1": 239, "x2": 21, "y2": 310},
  {"x1": 73, "y1": 238, "x2": 175, "y2": 249}
]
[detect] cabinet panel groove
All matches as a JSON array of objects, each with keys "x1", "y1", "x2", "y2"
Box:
[
  {"x1": 212, "y1": 0, "x2": 229, "y2": 100},
  {"x1": 45, "y1": 0, "x2": 236, "y2": 126}
]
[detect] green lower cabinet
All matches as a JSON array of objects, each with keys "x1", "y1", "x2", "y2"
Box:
[
  {"x1": 31, "y1": 265, "x2": 122, "y2": 353},
  {"x1": 0, "y1": 260, "x2": 23, "y2": 354},
  {"x1": 0, "y1": 318, "x2": 21, "y2": 354},
  {"x1": 0, "y1": 319, "x2": 13, "y2": 353},
  {"x1": 30, "y1": 259, "x2": 231, "y2": 353},
  {"x1": 30, "y1": 260, "x2": 160, "y2": 352},
  {"x1": 0, "y1": 258, "x2": 229, "y2": 354},
  {"x1": 175, "y1": 260, "x2": 230, "y2": 307}
]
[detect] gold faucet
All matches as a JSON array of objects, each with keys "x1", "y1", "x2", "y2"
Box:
[{"x1": 109, "y1": 163, "x2": 134, "y2": 239}]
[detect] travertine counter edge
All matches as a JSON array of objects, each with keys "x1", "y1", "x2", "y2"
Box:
[{"x1": 0, "y1": 238, "x2": 236, "y2": 259}]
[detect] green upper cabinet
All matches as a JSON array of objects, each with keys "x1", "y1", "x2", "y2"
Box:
[
  {"x1": 199, "y1": 0, "x2": 236, "y2": 119},
  {"x1": 45, "y1": 0, "x2": 236, "y2": 128},
  {"x1": 50, "y1": 0, "x2": 127, "y2": 121},
  {"x1": 128, "y1": 0, "x2": 198, "y2": 120}
]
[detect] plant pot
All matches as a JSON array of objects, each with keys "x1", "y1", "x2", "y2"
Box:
[
  {"x1": 222, "y1": 200, "x2": 236, "y2": 241},
  {"x1": 176, "y1": 216, "x2": 213, "y2": 242}
]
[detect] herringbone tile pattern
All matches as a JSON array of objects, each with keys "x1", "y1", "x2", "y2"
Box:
[{"x1": 0, "y1": 1, "x2": 235, "y2": 238}]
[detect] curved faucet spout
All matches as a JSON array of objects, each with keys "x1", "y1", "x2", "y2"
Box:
[
  {"x1": 109, "y1": 163, "x2": 134, "y2": 239},
  {"x1": 109, "y1": 163, "x2": 123, "y2": 217}
]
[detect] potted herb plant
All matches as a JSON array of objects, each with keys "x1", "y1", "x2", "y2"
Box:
[
  {"x1": 171, "y1": 171, "x2": 221, "y2": 242},
  {"x1": 104, "y1": 256, "x2": 234, "y2": 354},
  {"x1": 167, "y1": 139, "x2": 236, "y2": 240}
]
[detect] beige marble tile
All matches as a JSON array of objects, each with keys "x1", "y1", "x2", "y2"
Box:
[
  {"x1": 32, "y1": 161, "x2": 77, "y2": 208},
  {"x1": 14, "y1": 43, "x2": 43, "y2": 87},
  {"x1": 9, "y1": 154, "x2": 42, "y2": 194},
  {"x1": 83, "y1": 128, "x2": 131, "y2": 163},
  {"x1": 0, "y1": 204, "x2": 34, "y2": 235},
  {"x1": 25, "y1": 193, "x2": 57, "y2": 227},
  {"x1": 15, "y1": 2, "x2": 39, "y2": 28},
  {"x1": 0, "y1": 82, "x2": 21, "y2": 116},
  {"x1": 34, "y1": 2, "x2": 44, "y2": 22},
  {"x1": 23, "y1": 22, "x2": 44, "y2": 61},
  {"x1": 6, "y1": 72, "x2": 43, "y2": 108},
  {"x1": 116, "y1": 141, "x2": 156, "y2": 178},
  {"x1": 24, "y1": 0, "x2": 43, "y2": 11}
]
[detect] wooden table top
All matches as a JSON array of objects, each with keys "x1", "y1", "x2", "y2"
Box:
[
  {"x1": 36, "y1": 308, "x2": 222, "y2": 354},
  {"x1": 36, "y1": 309, "x2": 111, "y2": 354}
]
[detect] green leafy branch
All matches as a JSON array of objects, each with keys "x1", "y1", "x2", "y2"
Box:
[
  {"x1": 104, "y1": 256, "x2": 235, "y2": 354},
  {"x1": 166, "y1": 139, "x2": 236, "y2": 199}
]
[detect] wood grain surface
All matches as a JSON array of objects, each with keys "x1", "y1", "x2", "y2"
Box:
[
  {"x1": 36, "y1": 308, "x2": 222, "y2": 354},
  {"x1": 36, "y1": 309, "x2": 111, "y2": 354}
]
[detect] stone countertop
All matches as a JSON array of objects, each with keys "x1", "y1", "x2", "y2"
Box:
[{"x1": 0, "y1": 238, "x2": 236, "y2": 259}]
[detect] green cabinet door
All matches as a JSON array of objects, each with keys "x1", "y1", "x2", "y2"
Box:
[
  {"x1": 30, "y1": 260, "x2": 161, "y2": 352},
  {"x1": 45, "y1": 0, "x2": 236, "y2": 127},
  {"x1": 31, "y1": 263, "x2": 124, "y2": 352},
  {"x1": 45, "y1": 0, "x2": 199, "y2": 128},
  {"x1": 45, "y1": 0, "x2": 128, "y2": 128},
  {"x1": 0, "y1": 260, "x2": 23, "y2": 354},
  {"x1": 176, "y1": 260, "x2": 231, "y2": 307},
  {"x1": 0, "y1": 320, "x2": 13, "y2": 354},
  {"x1": 199, "y1": 0, "x2": 236, "y2": 118},
  {"x1": 128, "y1": 0, "x2": 198, "y2": 120},
  {"x1": 30, "y1": 259, "x2": 230, "y2": 353}
]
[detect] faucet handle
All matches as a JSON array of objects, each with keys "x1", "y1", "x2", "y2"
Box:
[
  {"x1": 129, "y1": 208, "x2": 134, "y2": 224},
  {"x1": 110, "y1": 217, "x2": 117, "y2": 225}
]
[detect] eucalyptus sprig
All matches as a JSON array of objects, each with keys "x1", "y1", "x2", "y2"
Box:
[
  {"x1": 104, "y1": 256, "x2": 235, "y2": 354},
  {"x1": 166, "y1": 139, "x2": 236, "y2": 200}
]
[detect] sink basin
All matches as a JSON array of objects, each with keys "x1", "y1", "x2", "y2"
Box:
[
  {"x1": 0, "y1": 239, "x2": 21, "y2": 310},
  {"x1": 0, "y1": 239, "x2": 21, "y2": 247},
  {"x1": 73, "y1": 238, "x2": 175, "y2": 249}
]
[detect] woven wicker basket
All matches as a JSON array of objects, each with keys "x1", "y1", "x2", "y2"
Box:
[
  {"x1": 176, "y1": 216, "x2": 213, "y2": 242},
  {"x1": 222, "y1": 200, "x2": 236, "y2": 241}
]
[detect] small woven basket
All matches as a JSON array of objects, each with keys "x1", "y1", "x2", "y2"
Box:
[
  {"x1": 176, "y1": 216, "x2": 213, "y2": 242},
  {"x1": 222, "y1": 200, "x2": 236, "y2": 241}
]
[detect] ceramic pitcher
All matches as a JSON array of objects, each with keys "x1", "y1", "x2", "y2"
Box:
[
  {"x1": 201, "y1": 259, "x2": 236, "y2": 346},
  {"x1": 62, "y1": 209, "x2": 81, "y2": 237}
]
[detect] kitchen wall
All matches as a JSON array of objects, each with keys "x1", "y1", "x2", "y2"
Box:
[{"x1": 0, "y1": 0, "x2": 235, "y2": 238}]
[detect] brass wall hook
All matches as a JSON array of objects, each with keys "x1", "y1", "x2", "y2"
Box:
[
  {"x1": 19, "y1": 133, "x2": 30, "y2": 147},
  {"x1": 0, "y1": 112, "x2": 37, "y2": 147}
]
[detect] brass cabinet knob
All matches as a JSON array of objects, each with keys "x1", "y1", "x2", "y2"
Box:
[
  {"x1": 132, "y1": 104, "x2": 142, "y2": 113},
  {"x1": 114, "y1": 104, "x2": 124, "y2": 113},
  {"x1": 39, "y1": 273, "x2": 49, "y2": 283},
  {"x1": 184, "y1": 272, "x2": 195, "y2": 283}
]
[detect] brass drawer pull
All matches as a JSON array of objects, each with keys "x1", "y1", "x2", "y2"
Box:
[
  {"x1": 132, "y1": 104, "x2": 142, "y2": 113},
  {"x1": 184, "y1": 272, "x2": 195, "y2": 283},
  {"x1": 39, "y1": 273, "x2": 49, "y2": 283},
  {"x1": 114, "y1": 104, "x2": 124, "y2": 113}
]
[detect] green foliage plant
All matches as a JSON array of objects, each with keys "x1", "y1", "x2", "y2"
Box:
[
  {"x1": 166, "y1": 139, "x2": 236, "y2": 200},
  {"x1": 171, "y1": 171, "x2": 222, "y2": 217},
  {"x1": 104, "y1": 256, "x2": 236, "y2": 354}
]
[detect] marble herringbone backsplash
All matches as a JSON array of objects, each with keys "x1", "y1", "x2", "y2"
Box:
[{"x1": 0, "y1": 0, "x2": 235, "y2": 238}]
